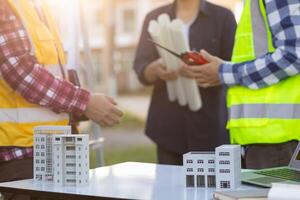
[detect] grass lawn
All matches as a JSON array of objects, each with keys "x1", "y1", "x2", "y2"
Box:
[{"x1": 90, "y1": 144, "x2": 157, "y2": 167}]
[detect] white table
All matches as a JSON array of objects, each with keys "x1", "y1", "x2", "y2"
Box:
[{"x1": 0, "y1": 162, "x2": 255, "y2": 200}]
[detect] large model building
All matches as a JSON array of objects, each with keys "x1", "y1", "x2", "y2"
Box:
[
  {"x1": 53, "y1": 134, "x2": 89, "y2": 186},
  {"x1": 34, "y1": 126, "x2": 72, "y2": 181},
  {"x1": 183, "y1": 145, "x2": 241, "y2": 189},
  {"x1": 34, "y1": 126, "x2": 89, "y2": 187},
  {"x1": 183, "y1": 152, "x2": 216, "y2": 188}
]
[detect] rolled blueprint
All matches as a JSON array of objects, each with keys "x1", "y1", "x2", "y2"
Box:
[
  {"x1": 157, "y1": 14, "x2": 187, "y2": 106},
  {"x1": 148, "y1": 20, "x2": 177, "y2": 102},
  {"x1": 170, "y1": 19, "x2": 202, "y2": 111}
]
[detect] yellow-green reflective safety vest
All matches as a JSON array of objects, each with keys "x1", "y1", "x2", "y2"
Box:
[{"x1": 227, "y1": 0, "x2": 300, "y2": 145}]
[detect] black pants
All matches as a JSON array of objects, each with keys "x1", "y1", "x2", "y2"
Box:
[
  {"x1": 157, "y1": 145, "x2": 183, "y2": 165},
  {"x1": 0, "y1": 157, "x2": 33, "y2": 200},
  {"x1": 242, "y1": 140, "x2": 298, "y2": 169}
]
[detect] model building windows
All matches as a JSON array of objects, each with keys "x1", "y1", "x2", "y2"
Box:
[
  {"x1": 197, "y1": 168, "x2": 204, "y2": 172},
  {"x1": 66, "y1": 171, "x2": 76, "y2": 175},
  {"x1": 208, "y1": 168, "x2": 215, "y2": 173},
  {"x1": 208, "y1": 160, "x2": 215, "y2": 164},
  {"x1": 207, "y1": 175, "x2": 216, "y2": 187},
  {"x1": 187, "y1": 159, "x2": 193, "y2": 164},
  {"x1": 41, "y1": 167, "x2": 45, "y2": 171},
  {"x1": 41, "y1": 152, "x2": 45, "y2": 156},
  {"x1": 66, "y1": 155, "x2": 76, "y2": 159},
  {"x1": 186, "y1": 175, "x2": 195, "y2": 187},
  {"x1": 219, "y1": 152, "x2": 230, "y2": 156},
  {"x1": 196, "y1": 175, "x2": 205, "y2": 187},
  {"x1": 77, "y1": 138, "x2": 82, "y2": 141},
  {"x1": 55, "y1": 138, "x2": 60, "y2": 141},
  {"x1": 36, "y1": 160, "x2": 40, "y2": 164},
  {"x1": 41, "y1": 138, "x2": 45, "y2": 142},
  {"x1": 41, "y1": 145, "x2": 45, "y2": 149},
  {"x1": 187, "y1": 168, "x2": 193, "y2": 172},
  {"x1": 66, "y1": 146, "x2": 75, "y2": 151},
  {"x1": 219, "y1": 160, "x2": 230, "y2": 165},
  {"x1": 219, "y1": 169, "x2": 230, "y2": 173},
  {"x1": 220, "y1": 181, "x2": 231, "y2": 189},
  {"x1": 66, "y1": 179, "x2": 76, "y2": 183},
  {"x1": 66, "y1": 163, "x2": 76, "y2": 167},
  {"x1": 197, "y1": 160, "x2": 204, "y2": 164}
]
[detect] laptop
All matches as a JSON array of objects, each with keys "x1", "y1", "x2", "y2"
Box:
[{"x1": 241, "y1": 142, "x2": 300, "y2": 188}]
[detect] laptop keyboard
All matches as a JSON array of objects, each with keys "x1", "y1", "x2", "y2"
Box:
[{"x1": 255, "y1": 168, "x2": 300, "y2": 182}]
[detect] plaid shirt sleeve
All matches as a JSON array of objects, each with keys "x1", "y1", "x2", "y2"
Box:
[
  {"x1": 0, "y1": 0, "x2": 90, "y2": 116},
  {"x1": 220, "y1": 0, "x2": 300, "y2": 89}
]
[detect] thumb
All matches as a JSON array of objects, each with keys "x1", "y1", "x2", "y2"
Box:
[
  {"x1": 106, "y1": 96, "x2": 118, "y2": 105},
  {"x1": 200, "y1": 49, "x2": 215, "y2": 62}
]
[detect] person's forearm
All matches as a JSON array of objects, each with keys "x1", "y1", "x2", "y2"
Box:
[
  {"x1": 0, "y1": 3, "x2": 90, "y2": 116},
  {"x1": 219, "y1": 0, "x2": 300, "y2": 89},
  {"x1": 0, "y1": 53, "x2": 90, "y2": 116}
]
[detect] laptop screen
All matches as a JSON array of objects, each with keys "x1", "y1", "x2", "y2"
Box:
[{"x1": 289, "y1": 142, "x2": 300, "y2": 170}]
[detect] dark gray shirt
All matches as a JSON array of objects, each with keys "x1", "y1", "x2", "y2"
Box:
[{"x1": 133, "y1": 0, "x2": 237, "y2": 154}]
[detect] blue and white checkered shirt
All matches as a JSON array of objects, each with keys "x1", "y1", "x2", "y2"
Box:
[{"x1": 220, "y1": 0, "x2": 300, "y2": 89}]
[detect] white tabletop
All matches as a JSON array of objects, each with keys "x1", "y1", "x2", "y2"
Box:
[{"x1": 0, "y1": 162, "x2": 255, "y2": 200}]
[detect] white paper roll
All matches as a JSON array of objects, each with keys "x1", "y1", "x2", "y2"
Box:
[
  {"x1": 170, "y1": 19, "x2": 202, "y2": 111},
  {"x1": 157, "y1": 14, "x2": 187, "y2": 106},
  {"x1": 148, "y1": 20, "x2": 177, "y2": 102}
]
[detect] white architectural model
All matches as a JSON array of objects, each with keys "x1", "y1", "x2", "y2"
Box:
[
  {"x1": 34, "y1": 126, "x2": 89, "y2": 187},
  {"x1": 53, "y1": 134, "x2": 89, "y2": 186},
  {"x1": 183, "y1": 152, "x2": 216, "y2": 188},
  {"x1": 183, "y1": 145, "x2": 241, "y2": 189},
  {"x1": 34, "y1": 126, "x2": 71, "y2": 182},
  {"x1": 215, "y1": 145, "x2": 241, "y2": 189}
]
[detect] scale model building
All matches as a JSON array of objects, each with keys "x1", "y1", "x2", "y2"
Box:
[
  {"x1": 53, "y1": 134, "x2": 89, "y2": 186},
  {"x1": 183, "y1": 152, "x2": 216, "y2": 188},
  {"x1": 183, "y1": 145, "x2": 241, "y2": 189},
  {"x1": 215, "y1": 145, "x2": 241, "y2": 189},
  {"x1": 34, "y1": 126, "x2": 89, "y2": 186}
]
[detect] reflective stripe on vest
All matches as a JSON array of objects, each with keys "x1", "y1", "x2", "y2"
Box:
[
  {"x1": 227, "y1": 0, "x2": 300, "y2": 145},
  {"x1": 0, "y1": 0, "x2": 69, "y2": 147},
  {"x1": 0, "y1": 108, "x2": 68, "y2": 123},
  {"x1": 230, "y1": 104, "x2": 300, "y2": 119}
]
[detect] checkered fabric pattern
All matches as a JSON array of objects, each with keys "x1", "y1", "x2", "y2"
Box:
[
  {"x1": 0, "y1": 0, "x2": 90, "y2": 162},
  {"x1": 220, "y1": 0, "x2": 300, "y2": 89}
]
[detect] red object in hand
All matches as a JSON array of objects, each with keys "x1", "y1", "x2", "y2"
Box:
[
  {"x1": 181, "y1": 51, "x2": 208, "y2": 65},
  {"x1": 148, "y1": 39, "x2": 208, "y2": 66}
]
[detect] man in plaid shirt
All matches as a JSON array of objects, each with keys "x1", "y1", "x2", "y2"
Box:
[
  {"x1": 0, "y1": 0, "x2": 123, "y2": 197},
  {"x1": 180, "y1": 0, "x2": 300, "y2": 168}
]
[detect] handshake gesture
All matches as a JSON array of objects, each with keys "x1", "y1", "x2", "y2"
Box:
[
  {"x1": 84, "y1": 94, "x2": 123, "y2": 127},
  {"x1": 146, "y1": 50, "x2": 224, "y2": 88}
]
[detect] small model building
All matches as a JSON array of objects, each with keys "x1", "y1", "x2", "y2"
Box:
[
  {"x1": 183, "y1": 145, "x2": 241, "y2": 189},
  {"x1": 34, "y1": 126, "x2": 71, "y2": 181},
  {"x1": 183, "y1": 152, "x2": 216, "y2": 188},
  {"x1": 215, "y1": 145, "x2": 241, "y2": 190},
  {"x1": 53, "y1": 134, "x2": 89, "y2": 186},
  {"x1": 34, "y1": 126, "x2": 89, "y2": 187}
]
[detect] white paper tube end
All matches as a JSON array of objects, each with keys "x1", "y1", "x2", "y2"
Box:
[
  {"x1": 148, "y1": 20, "x2": 159, "y2": 35},
  {"x1": 158, "y1": 14, "x2": 170, "y2": 26},
  {"x1": 170, "y1": 19, "x2": 184, "y2": 30}
]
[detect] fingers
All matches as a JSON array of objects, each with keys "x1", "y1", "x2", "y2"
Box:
[
  {"x1": 200, "y1": 49, "x2": 215, "y2": 62},
  {"x1": 112, "y1": 107, "x2": 124, "y2": 117},
  {"x1": 157, "y1": 67, "x2": 178, "y2": 81},
  {"x1": 106, "y1": 96, "x2": 118, "y2": 105}
]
